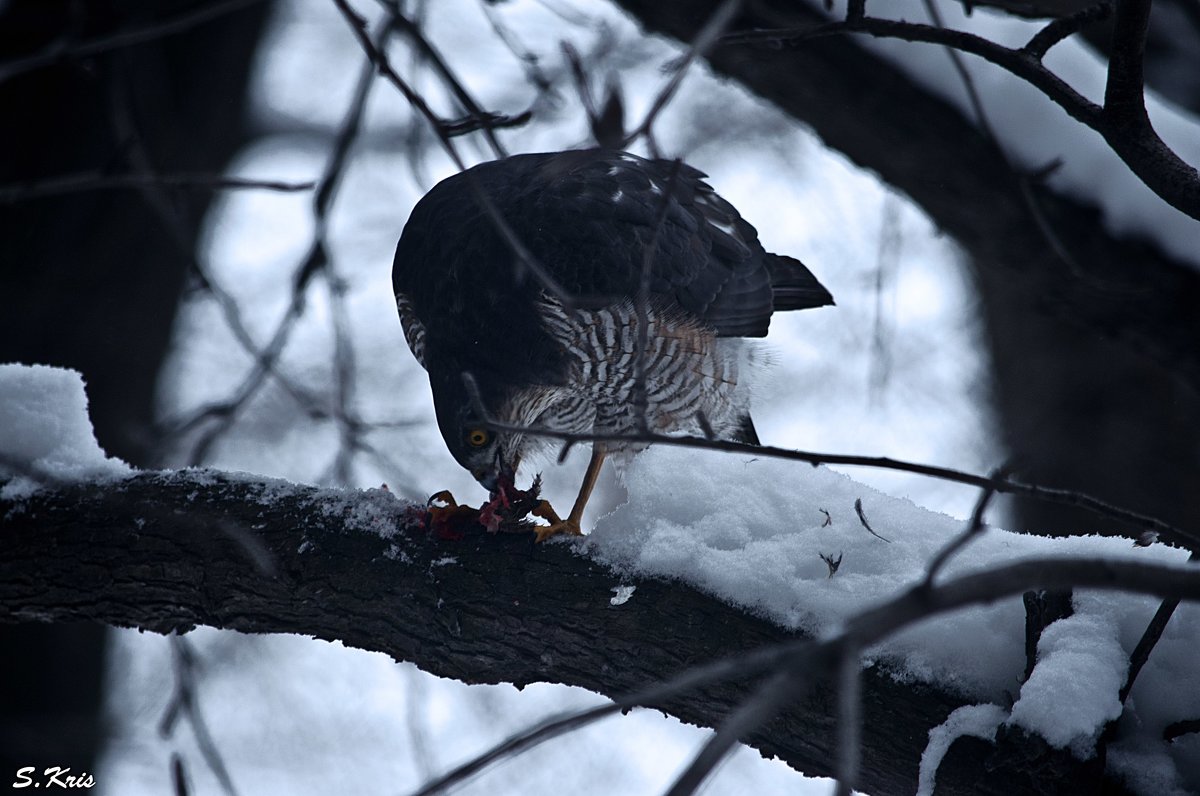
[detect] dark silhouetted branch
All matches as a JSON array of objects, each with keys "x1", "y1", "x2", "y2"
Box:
[
  {"x1": 1023, "y1": 1, "x2": 1114, "y2": 59},
  {"x1": 5, "y1": 470, "x2": 1179, "y2": 794},
  {"x1": 718, "y1": 5, "x2": 1200, "y2": 220},
  {"x1": 0, "y1": 172, "x2": 314, "y2": 203},
  {"x1": 0, "y1": 0, "x2": 270, "y2": 84}
]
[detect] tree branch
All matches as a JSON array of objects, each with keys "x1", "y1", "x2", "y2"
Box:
[
  {"x1": 0, "y1": 469, "x2": 1145, "y2": 794},
  {"x1": 719, "y1": 9, "x2": 1200, "y2": 220},
  {"x1": 0, "y1": 172, "x2": 314, "y2": 204},
  {"x1": 1104, "y1": 0, "x2": 1150, "y2": 122},
  {"x1": 0, "y1": 0, "x2": 270, "y2": 85}
]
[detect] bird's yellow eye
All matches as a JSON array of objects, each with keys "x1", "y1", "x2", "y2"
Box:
[{"x1": 467, "y1": 429, "x2": 489, "y2": 447}]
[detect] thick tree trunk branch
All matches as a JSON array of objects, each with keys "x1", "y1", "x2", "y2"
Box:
[
  {"x1": 1, "y1": 471, "x2": 1121, "y2": 794},
  {"x1": 719, "y1": 7, "x2": 1200, "y2": 220}
]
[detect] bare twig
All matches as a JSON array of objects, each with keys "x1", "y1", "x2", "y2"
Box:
[
  {"x1": 171, "y1": 754, "x2": 190, "y2": 796},
  {"x1": 471, "y1": 413, "x2": 1198, "y2": 549},
  {"x1": 633, "y1": 159, "x2": 683, "y2": 433},
  {"x1": 620, "y1": 0, "x2": 742, "y2": 150},
  {"x1": 159, "y1": 637, "x2": 241, "y2": 796},
  {"x1": 665, "y1": 669, "x2": 809, "y2": 796},
  {"x1": 922, "y1": 0, "x2": 1086, "y2": 273},
  {"x1": 867, "y1": 194, "x2": 900, "y2": 404},
  {"x1": 721, "y1": 19, "x2": 1100, "y2": 121},
  {"x1": 1117, "y1": 552, "x2": 1198, "y2": 704},
  {"x1": 403, "y1": 665, "x2": 438, "y2": 780},
  {"x1": 167, "y1": 12, "x2": 395, "y2": 471},
  {"x1": 1023, "y1": 1, "x2": 1114, "y2": 59},
  {"x1": 99, "y1": 61, "x2": 338, "y2": 451},
  {"x1": 185, "y1": 268, "x2": 331, "y2": 425},
  {"x1": 97, "y1": 72, "x2": 332, "y2": 448},
  {"x1": 924, "y1": 474, "x2": 1002, "y2": 587},
  {"x1": 0, "y1": 0, "x2": 270, "y2": 84},
  {"x1": 383, "y1": 5, "x2": 510, "y2": 157},
  {"x1": 477, "y1": 0, "x2": 555, "y2": 96},
  {"x1": 834, "y1": 645, "x2": 863, "y2": 796},
  {"x1": 100, "y1": 61, "x2": 338, "y2": 468},
  {"x1": 1164, "y1": 718, "x2": 1200, "y2": 742},
  {"x1": 0, "y1": 172, "x2": 314, "y2": 203},
  {"x1": 330, "y1": 0, "x2": 575, "y2": 306},
  {"x1": 406, "y1": 643, "x2": 798, "y2": 796},
  {"x1": 562, "y1": 42, "x2": 626, "y2": 148}
]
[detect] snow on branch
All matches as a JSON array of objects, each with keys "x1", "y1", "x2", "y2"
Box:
[
  {"x1": 6, "y1": 458, "x2": 1200, "y2": 794},
  {"x1": 7, "y1": 468, "x2": 1192, "y2": 794}
]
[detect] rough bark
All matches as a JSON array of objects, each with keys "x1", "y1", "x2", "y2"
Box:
[{"x1": 1, "y1": 471, "x2": 1125, "y2": 794}]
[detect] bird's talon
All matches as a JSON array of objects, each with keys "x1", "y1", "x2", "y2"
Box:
[
  {"x1": 530, "y1": 500, "x2": 583, "y2": 542},
  {"x1": 531, "y1": 499, "x2": 563, "y2": 524},
  {"x1": 533, "y1": 518, "x2": 583, "y2": 543},
  {"x1": 428, "y1": 490, "x2": 458, "y2": 508}
]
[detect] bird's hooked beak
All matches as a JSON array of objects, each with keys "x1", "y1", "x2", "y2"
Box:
[{"x1": 473, "y1": 451, "x2": 519, "y2": 495}]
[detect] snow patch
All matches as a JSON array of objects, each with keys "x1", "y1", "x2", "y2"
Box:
[
  {"x1": 610, "y1": 585, "x2": 636, "y2": 606},
  {"x1": 1009, "y1": 613, "x2": 1128, "y2": 754},
  {"x1": 1108, "y1": 738, "x2": 1192, "y2": 796},
  {"x1": 917, "y1": 703, "x2": 1007, "y2": 796},
  {"x1": 0, "y1": 363, "x2": 132, "y2": 499},
  {"x1": 587, "y1": 444, "x2": 1196, "y2": 765}
]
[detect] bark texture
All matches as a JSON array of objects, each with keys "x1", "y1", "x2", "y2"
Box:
[{"x1": 1, "y1": 471, "x2": 1123, "y2": 794}]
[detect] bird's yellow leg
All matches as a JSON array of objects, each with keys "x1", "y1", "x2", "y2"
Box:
[{"x1": 531, "y1": 447, "x2": 607, "y2": 542}]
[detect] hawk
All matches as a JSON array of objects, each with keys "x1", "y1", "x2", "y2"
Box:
[{"x1": 393, "y1": 149, "x2": 832, "y2": 539}]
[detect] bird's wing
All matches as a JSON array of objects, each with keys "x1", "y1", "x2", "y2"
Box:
[
  {"x1": 391, "y1": 150, "x2": 832, "y2": 353},
  {"x1": 514, "y1": 150, "x2": 830, "y2": 337}
]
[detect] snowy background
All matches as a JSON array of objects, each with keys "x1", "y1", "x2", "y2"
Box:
[{"x1": 3, "y1": 0, "x2": 1199, "y2": 793}]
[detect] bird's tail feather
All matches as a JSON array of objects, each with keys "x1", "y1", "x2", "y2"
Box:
[
  {"x1": 767, "y1": 254, "x2": 834, "y2": 311},
  {"x1": 731, "y1": 413, "x2": 761, "y2": 446}
]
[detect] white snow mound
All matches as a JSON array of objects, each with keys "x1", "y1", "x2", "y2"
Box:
[
  {"x1": 586, "y1": 444, "x2": 1197, "y2": 772},
  {"x1": 0, "y1": 363, "x2": 132, "y2": 499}
]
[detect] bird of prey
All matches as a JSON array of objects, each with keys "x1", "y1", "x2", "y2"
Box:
[{"x1": 393, "y1": 149, "x2": 832, "y2": 539}]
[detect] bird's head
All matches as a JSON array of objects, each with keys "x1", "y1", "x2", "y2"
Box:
[{"x1": 431, "y1": 370, "x2": 525, "y2": 493}]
